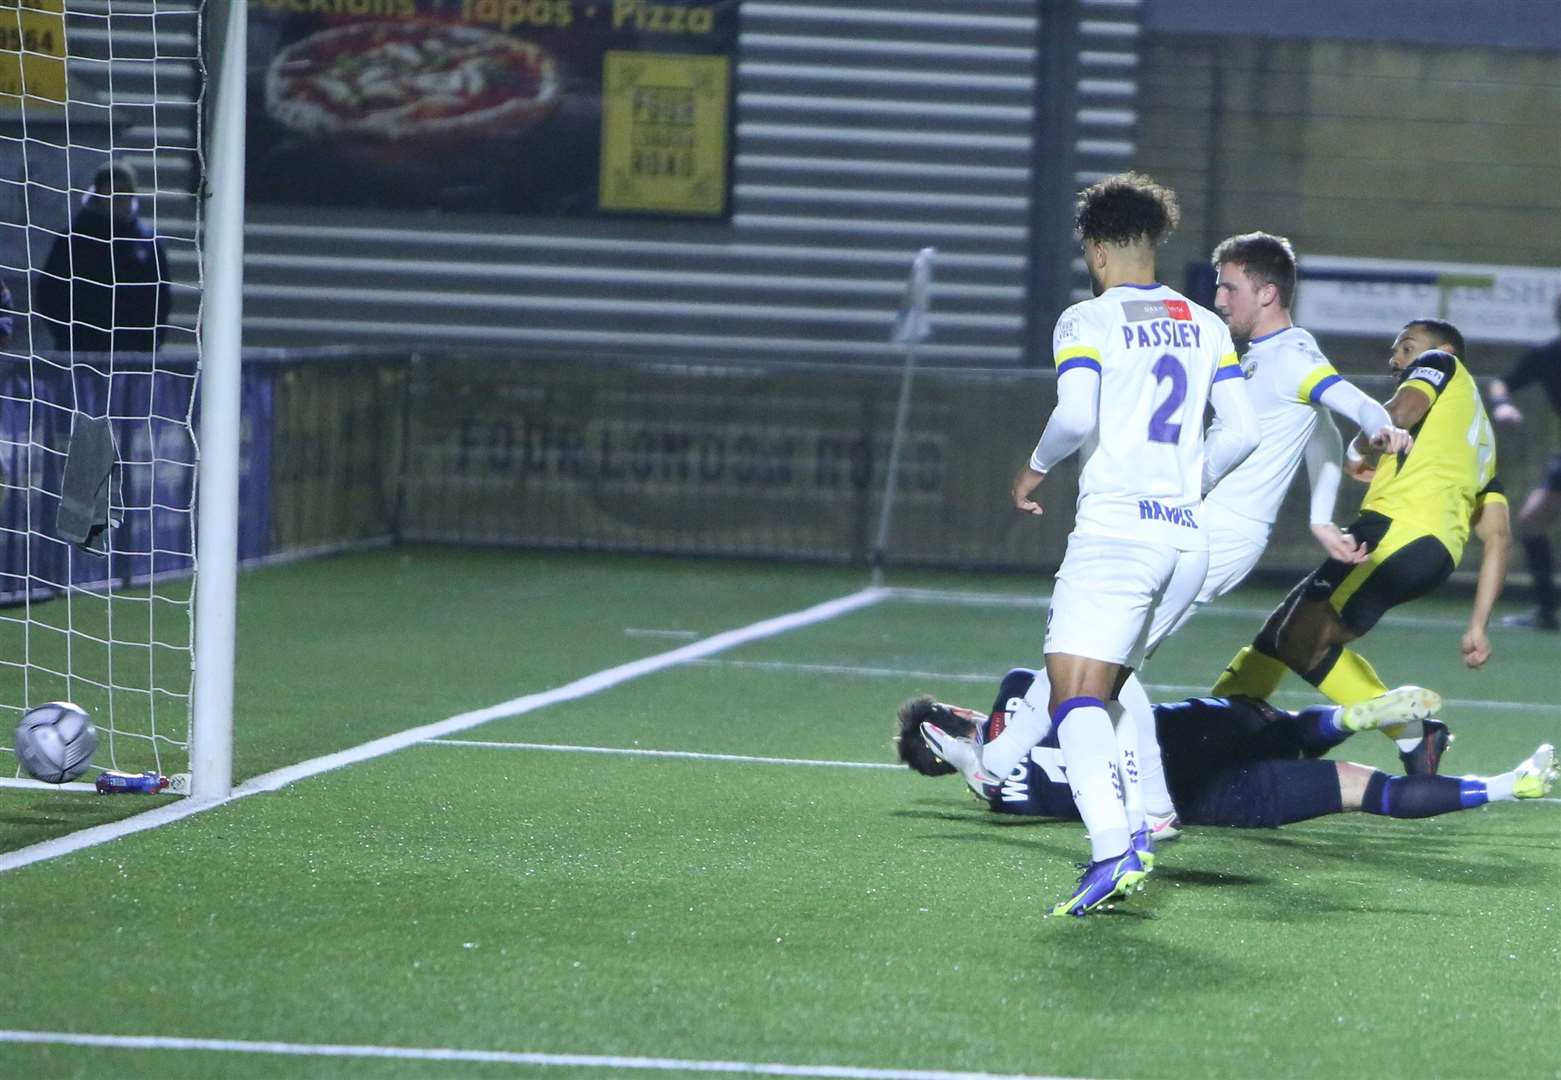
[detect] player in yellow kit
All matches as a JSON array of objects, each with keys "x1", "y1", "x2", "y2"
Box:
[{"x1": 1212, "y1": 318, "x2": 1511, "y2": 772}]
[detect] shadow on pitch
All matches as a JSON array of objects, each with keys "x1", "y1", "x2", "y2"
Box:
[{"x1": 1238, "y1": 828, "x2": 1541, "y2": 888}]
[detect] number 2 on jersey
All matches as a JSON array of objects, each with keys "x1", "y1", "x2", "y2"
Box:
[{"x1": 1148, "y1": 353, "x2": 1187, "y2": 444}]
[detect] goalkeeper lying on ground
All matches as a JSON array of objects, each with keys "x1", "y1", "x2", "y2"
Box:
[{"x1": 896, "y1": 668, "x2": 1555, "y2": 830}]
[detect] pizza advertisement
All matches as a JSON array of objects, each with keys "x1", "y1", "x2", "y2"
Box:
[{"x1": 245, "y1": 0, "x2": 737, "y2": 219}]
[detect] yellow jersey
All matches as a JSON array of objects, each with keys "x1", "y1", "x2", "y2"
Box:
[{"x1": 1360, "y1": 351, "x2": 1504, "y2": 562}]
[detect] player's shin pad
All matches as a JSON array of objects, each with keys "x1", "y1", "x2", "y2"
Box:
[
  {"x1": 1211, "y1": 645, "x2": 1288, "y2": 699},
  {"x1": 1113, "y1": 675, "x2": 1175, "y2": 819},
  {"x1": 981, "y1": 689, "x2": 1051, "y2": 778},
  {"x1": 1109, "y1": 701, "x2": 1144, "y2": 832},
  {"x1": 1055, "y1": 700, "x2": 1131, "y2": 863}
]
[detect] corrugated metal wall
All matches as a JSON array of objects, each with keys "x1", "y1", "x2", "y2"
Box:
[
  {"x1": 0, "y1": 0, "x2": 202, "y2": 352},
  {"x1": 164, "y1": 1, "x2": 1143, "y2": 364}
]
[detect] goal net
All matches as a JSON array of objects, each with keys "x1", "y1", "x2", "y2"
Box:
[{"x1": 0, "y1": 0, "x2": 205, "y2": 791}]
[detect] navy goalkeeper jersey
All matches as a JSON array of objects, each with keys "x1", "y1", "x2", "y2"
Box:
[
  {"x1": 980, "y1": 668, "x2": 1077, "y2": 819},
  {"x1": 979, "y1": 671, "x2": 1262, "y2": 820}
]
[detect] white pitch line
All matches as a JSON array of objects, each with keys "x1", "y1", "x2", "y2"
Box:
[
  {"x1": 692, "y1": 657, "x2": 993, "y2": 683},
  {"x1": 0, "y1": 588, "x2": 888, "y2": 875},
  {"x1": 0, "y1": 777, "x2": 96, "y2": 793},
  {"x1": 427, "y1": 739, "x2": 898, "y2": 770},
  {"x1": 0, "y1": 1030, "x2": 1081, "y2": 1080},
  {"x1": 691, "y1": 658, "x2": 1554, "y2": 714},
  {"x1": 624, "y1": 628, "x2": 701, "y2": 639}
]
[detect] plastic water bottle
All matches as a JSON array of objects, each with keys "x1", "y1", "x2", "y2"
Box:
[{"x1": 94, "y1": 770, "x2": 170, "y2": 795}]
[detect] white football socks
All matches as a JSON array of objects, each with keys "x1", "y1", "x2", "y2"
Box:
[
  {"x1": 1483, "y1": 770, "x2": 1517, "y2": 803},
  {"x1": 1107, "y1": 698, "x2": 1145, "y2": 835},
  {"x1": 980, "y1": 683, "x2": 1053, "y2": 779},
  {"x1": 1116, "y1": 672, "x2": 1174, "y2": 820},
  {"x1": 1055, "y1": 699, "x2": 1130, "y2": 862}
]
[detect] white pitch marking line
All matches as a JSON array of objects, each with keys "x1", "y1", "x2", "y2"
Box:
[
  {"x1": 624, "y1": 627, "x2": 701, "y2": 639},
  {"x1": 0, "y1": 1030, "x2": 1082, "y2": 1080},
  {"x1": 690, "y1": 658, "x2": 1552, "y2": 714},
  {"x1": 427, "y1": 739, "x2": 898, "y2": 770},
  {"x1": 0, "y1": 588, "x2": 889, "y2": 875},
  {"x1": 0, "y1": 777, "x2": 96, "y2": 793}
]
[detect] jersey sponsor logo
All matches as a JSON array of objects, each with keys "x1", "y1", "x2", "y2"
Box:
[
  {"x1": 1120, "y1": 300, "x2": 1163, "y2": 322},
  {"x1": 1121, "y1": 297, "x2": 1192, "y2": 322},
  {"x1": 1119, "y1": 319, "x2": 1203, "y2": 350},
  {"x1": 1406, "y1": 364, "x2": 1448, "y2": 387},
  {"x1": 1137, "y1": 498, "x2": 1198, "y2": 528}
]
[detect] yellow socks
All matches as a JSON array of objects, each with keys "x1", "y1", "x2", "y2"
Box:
[
  {"x1": 1211, "y1": 645, "x2": 1289, "y2": 699},
  {"x1": 1311, "y1": 646, "x2": 1390, "y2": 707}
]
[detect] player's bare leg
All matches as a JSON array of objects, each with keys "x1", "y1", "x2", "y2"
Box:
[
  {"x1": 1211, "y1": 576, "x2": 1311, "y2": 699},
  {"x1": 1269, "y1": 597, "x2": 1355, "y2": 675}
]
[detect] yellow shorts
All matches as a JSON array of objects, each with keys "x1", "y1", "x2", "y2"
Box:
[{"x1": 1302, "y1": 512, "x2": 1455, "y2": 635}]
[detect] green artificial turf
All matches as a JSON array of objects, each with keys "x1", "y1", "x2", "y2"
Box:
[{"x1": 0, "y1": 550, "x2": 1557, "y2": 1079}]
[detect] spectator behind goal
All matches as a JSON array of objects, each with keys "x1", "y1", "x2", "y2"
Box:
[{"x1": 35, "y1": 160, "x2": 170, "y2": 354}]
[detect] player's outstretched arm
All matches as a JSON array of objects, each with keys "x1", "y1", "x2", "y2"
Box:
[
  {"x1": 1462, "y1": 496, "x2": 1510, "y2": 668},
  {"x1": 1317, "y1": 378, "x2": 1411, "y2": 454},
  {"x1": 1347, "y1": 378, "x2": 1435, "y2": 471},
  {"x1": 1302, "y1": 413, "x2": 1367, "y2": 563}
]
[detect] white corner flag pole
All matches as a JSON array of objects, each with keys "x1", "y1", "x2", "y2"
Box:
[
  {"x1": 191, "y1": 4, "x2": 246, "y2": 801},
  {"x1": 870, "y1": 247, "x2": 936, "y2": 588}
]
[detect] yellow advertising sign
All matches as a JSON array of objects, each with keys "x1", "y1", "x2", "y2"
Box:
[
  {"x1": 599, "y1": 50, "x2": 729, "y2": 216},
  {"x1": 0, "y1": 0, "x2": 66, "y2": 103}
]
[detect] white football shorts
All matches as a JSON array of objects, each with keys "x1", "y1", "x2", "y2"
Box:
[
  {"x1": 1150, "y1": 502, "x2": 1271, "y2": 647},
  {"x1": 1045, "y1": 533, "x2": 1209, "y2": 668}
]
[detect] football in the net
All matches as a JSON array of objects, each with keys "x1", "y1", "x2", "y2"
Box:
[{"x1": 14, "y1": 701, "x2": 98, "y2": 784}]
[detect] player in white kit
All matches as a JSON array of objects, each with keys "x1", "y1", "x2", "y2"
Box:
[
  {"x1": 930, "y1": 234, "x2": 1418, "y2": 871},
  {"x1": 1009, "y1": 174, "x2": 1260, "y2": 915},
  {"x1": 1156, "y1": 233, "x2": 1412, "y2": 644}
]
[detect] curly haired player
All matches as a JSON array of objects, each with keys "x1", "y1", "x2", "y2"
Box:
[{"x1": 1010, "y1": 172, "x2": 1259, "y2": 914}]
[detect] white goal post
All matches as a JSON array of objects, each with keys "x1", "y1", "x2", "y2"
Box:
[
  {"x1": 191, "y1": 0, "x2": 243, "y2": 800},
  {"x1": 0, "y1": 0, "x2": 242, "y2": 800}
]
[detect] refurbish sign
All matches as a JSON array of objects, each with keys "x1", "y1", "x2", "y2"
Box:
[{"x1": 245, "y1": 0, "x2": 736, "y2": 218}]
